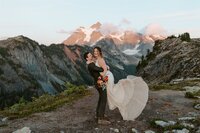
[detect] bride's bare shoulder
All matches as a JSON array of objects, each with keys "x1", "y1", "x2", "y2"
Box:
[{"x1": 98, "y1": 58, "x2": 105, "y2": 63}]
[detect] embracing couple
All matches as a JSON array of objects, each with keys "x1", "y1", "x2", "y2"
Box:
[{"x1": 84, "y1": 46, "x2": 149, "y2": 125}]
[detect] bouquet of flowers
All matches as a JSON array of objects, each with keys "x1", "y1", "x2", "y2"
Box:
[{"x1": 97, "y1": 75, "x2": 108, "y2": 90}]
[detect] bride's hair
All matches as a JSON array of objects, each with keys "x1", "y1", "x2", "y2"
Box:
[{"x1": 93, "y1": 46, "x2": 103, "y2": 57}]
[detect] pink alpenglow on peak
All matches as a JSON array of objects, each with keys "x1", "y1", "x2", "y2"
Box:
[{"x1": 63, "y1": 22, "x2": 167, "y2": 46}]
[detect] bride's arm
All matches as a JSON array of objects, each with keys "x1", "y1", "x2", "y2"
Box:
[{"x1": 98, "y1": 58, "x2": 107, "y2": 77}]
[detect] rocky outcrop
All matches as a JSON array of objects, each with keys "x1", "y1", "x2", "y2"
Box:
[
  {"x1": 0, "y1": 36, "x2": 64, "y2": 108},
  {"x1": 137, "y1": 35, "x2": 200, "y2": 84},
  {"x1": 0, "y1": 35, "x2": 136, "y2": 108}
]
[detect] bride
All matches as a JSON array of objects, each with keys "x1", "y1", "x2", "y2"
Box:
[{"x1": 93, "y1": 46, "x2": 149, "y2": 121}]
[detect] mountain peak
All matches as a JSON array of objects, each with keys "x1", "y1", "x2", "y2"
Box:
[
  {"x1": 90, "y1": 22, "x2": 102, "y2": 29},
  {"x1": 7, "y1": 35, "x2": 32, "y2": 42},
  {"x1": 0, "y1": 35, "x2": 39, "y2": 48}
]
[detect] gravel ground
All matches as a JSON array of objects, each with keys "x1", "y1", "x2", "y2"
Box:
[{"x1": 0, "y1": 88, "x2": 199, "y2": 133}]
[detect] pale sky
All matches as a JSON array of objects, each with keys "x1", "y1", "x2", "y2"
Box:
[{"x1": 0, "y1": 0, "x2": 200, "y2": 45}]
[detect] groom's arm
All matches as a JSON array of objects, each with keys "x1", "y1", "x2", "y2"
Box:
[{"x1": 89, "y1": 63, "x2": 103, "y2": 72}]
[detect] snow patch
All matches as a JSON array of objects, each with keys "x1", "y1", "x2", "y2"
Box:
[
  {"x1": 145, "y1": 35, "x2": 154, "y2": 42},
  {"x1": 110, "y1": 33, "x2": 124, "y2": 41},
  {"x1": 80, "y1": 27, "x2": 95, "y2": 42},
  {"x1": 122, "y1": 44, "x2": 141, "y2": 55}
]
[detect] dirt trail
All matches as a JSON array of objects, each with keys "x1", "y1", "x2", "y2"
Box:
[{"x1": 0, "y1": 88, "x2": 199, "y2": 133}]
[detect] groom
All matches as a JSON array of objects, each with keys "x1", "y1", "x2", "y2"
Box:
[{"x1": 84, "y1": 52, "x2": 111, "y2": 125}]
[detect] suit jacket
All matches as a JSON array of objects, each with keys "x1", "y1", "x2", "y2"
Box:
[{"x1": 88, "y1": 62, "x2": 103, "y2": 83}]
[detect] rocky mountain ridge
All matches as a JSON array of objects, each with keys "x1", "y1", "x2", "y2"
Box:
[{"x1": 137, "y1": 34, "x2": 200, "y2": 84}]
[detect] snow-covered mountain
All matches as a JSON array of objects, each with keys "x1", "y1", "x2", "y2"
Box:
[
  {"x1": 122, "y1": 44, "x2": 141, "y2": 56},
  {"x1": 63, "y1": 22, "x2": 165, "y2": 45},
  {"x1": 63, "y1": 22, "x2": 166, "y2": 57}
]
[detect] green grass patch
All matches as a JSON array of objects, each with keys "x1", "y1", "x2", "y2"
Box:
[
  {"x1": 0, "y1": 83, "x2": 90, "y2": 119},
  {"x1": 185, "y1": 90, "x2": 200, "y2": 99},
  {"x1": 192, "y1": 117, "x2": 200, "y2": 126},
  {"x1": 0, "y1": 123, "x2": 8, "y2": 127},
  {"x1": 179, "y1": 79, "x2": 200, "y2": 86},
  {"x1": 163, "y1": 124, "x2": 186, "y2": 131},
  {"x1": 149, "y1": 83, "x2": 183, "y2": 91},
  {"x1": 149, "y1": 79, "x2": 200, "y2": 91},
  {"x1": 0, "y1": 47, "x2": 9, "y2": 57}
]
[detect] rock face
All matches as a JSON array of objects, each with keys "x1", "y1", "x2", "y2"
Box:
[
  {"x1": 0, "y1": 35, "x2": 136, "y2": 108},
  {"x1": 137, "y1": 37, "x2": 200, "y2": 84},
  {"x1": 0, "y1": 36, "x2": 64, "y2": 108}
]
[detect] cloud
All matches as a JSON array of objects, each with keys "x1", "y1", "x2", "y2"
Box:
[
  {"x1": 142, "y1": 23, "x2": 167, "y2": 36},
  {"x1": 120, "y1": 18, "x2": 131, "y2": 25},
  {"x1": 99, "y1": 19, "x2": 135, "y2": 35},
  {"x1": 119, "y1": 18, "x2": 136, "y2": 32},
  {"x1": 99, "y1": 23, "x2": 121, "y2": 35}
]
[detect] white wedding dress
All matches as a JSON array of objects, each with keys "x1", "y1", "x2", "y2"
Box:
[{"x1": 96, "y1": 61, "x2": 149, "y2": 121}]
